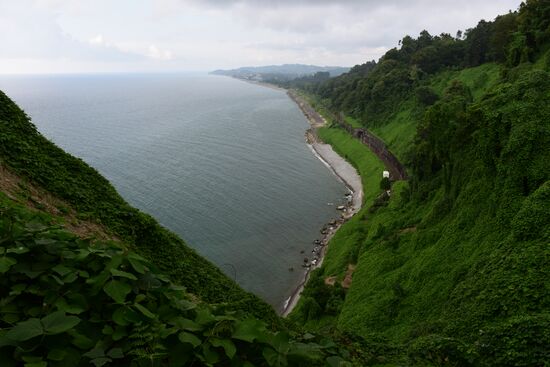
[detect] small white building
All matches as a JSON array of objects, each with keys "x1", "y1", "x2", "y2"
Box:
[{"x1": 382, "y1": 170, "x2": 390, "y2": 178}]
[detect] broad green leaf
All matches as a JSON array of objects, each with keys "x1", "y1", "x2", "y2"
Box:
[
  {"x1": 9, "y1": 283, "x2": 26, "y2": 296},
  {"x1": 104, "y1": 280, "x2": 132, "y2": 304},
  {"x1": 134, "y1": 294, "x2": 146, "y2": 303},
  {"x1": 63, "y1": 272, "x2": 78, "y2": 283},
  {"x1": 195, "y1": 309, "x2": 215, "y2": 325},
  {"x1": 7, "y1": 246, "x2": 28, "y2": 254},
  {"x1": 6, "y1": 318, "x2": 43, "y2": 341},
  {"x1": 110, "y1": 268, "x2": 137, "y2": 280},
  {"x1": 24, "y1": 362, "x2": 47, "y2": 367},
  {"x1": 22, "y1": 356, "x2": 43, "y2": 363},
  {"x1": 137, "y1": 272, "x2": 161, "y2": 290},
  {"x1": 0, "y1": 257, "x2": 17, "y2": 273},
  {"x1": 47, "y1": 349, "x2": 67, "y2": 361},
  {"x1": 107, "y1": 348, "x2": 124, "y2": 359},
  {"x1": 86, "y1": 270, "x2": 110, "y2": 291},
  {"x1": 128, "y1": 258, "x2": 147, "y2": 274},
  {"x1": 202, "y1": 343, "x2": 220, "y2": 364},
  {"x1": 25, "y1": 222, "x2": 46, "y2": 232},
  {"x1": 75, "y1": 249, "x2": 91, "y2": 261},
  {"x1": 178, "y1": 331, "x2": 201, "y2": 348},
  {"x1": 262, "y1": 347, "x2": 287, "y2": 367},
  {"x1": 51, "y1": 274, "x2": 64, "y2": 285},
  {"x1": 66, "y1": 293, "x2": 88, "y2": 313},
  {"x1": 133, "y1": 303, "x2": 155, "y2": 319},
  {"x1": 112, "y1": 307, "x2": 140, "y2": 326},
  {"x1": 271, "y1": 332, "x2": 290, "y2": 355},
  {"x1": 34, "y1": 238, "x2": 56, "y2": 245},
  {"x1": 326, "y1": 356, "x2": 346, "y2": 367},
  {"x1": 232, "y1": 319, "x2": 266, "y2": 342},
  {"x1": 55, "y1": 297, "x2": 86, "y2": 315},
  {"x1": 69, "y1": 331, "x2": 95, "y2": 349},
  {"x1": 287, "y1": 342, "x2": 323, "y2": 360},
  {"x1": 105, "y1": 255, "x2": 124, "y2": 271},
  {"x1": 173, "y1": 298, "x2": 196, "y2": 311},
  {"x1": 52, "y1": 264, "x2": 72, "y2": 276},
  {"x1": 173, "y1": 317, "x2": 201, "y2": 331},
  {"x1": 90, "y1": 357, "x2": 111, "y2": 367},
  {"x1": 41, "y1": 311, "x2": 80, "y2": 334},
  {"x1": 211, "y1": 338, "x2": 236, "y2": 359},
  {"x1": 83, "y1": 347, "x2": 105, "y2": 359},
  {"x1": 160, "y1": 326, "x2": 178, "y2": 338},
  {"x1": 0, "y1": 330, "x2": 17, "y2": 348},
  {"x1": 112, "y1": 326, "x2": 127, "y2": 341}
]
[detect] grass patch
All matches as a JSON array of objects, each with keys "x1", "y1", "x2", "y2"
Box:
[{"x1": 317, "y1": 126, "x2": 385, "y2": 205}]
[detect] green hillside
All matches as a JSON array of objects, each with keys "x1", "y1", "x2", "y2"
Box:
[
  {"x1": 290, "y1": 1, "x2": 550, "y2": 365},
  {"x1": 0, "y1": 90, "x2": 278, "y2": 323},
  {"x1": 0, "y1": 92, "x2": 354, "y2": 365},
  {"x1": 0, "y1": 191, "x2": 353, "y2": 366},
  {"x1": 1, "y1": 0, "x2": 549, "y2": 365}
]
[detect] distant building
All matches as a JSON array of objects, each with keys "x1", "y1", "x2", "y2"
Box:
[{"x1": 383, "y1": 170, "x2": 390, "y2": 178}]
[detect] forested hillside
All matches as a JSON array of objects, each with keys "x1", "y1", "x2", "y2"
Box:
[
  {"x1": 0, "y1": 0, "x2": 548, "y2": 365},
  {"x1": 0, "y1": 92, "x2": 358, "y2": 365},
  {"x1": 290, "y1": 1, "x2": 550, "y2": 365}
]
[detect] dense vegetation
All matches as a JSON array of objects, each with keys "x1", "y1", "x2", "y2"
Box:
[
  {"x1": 293, "y1": 0, "x2": 550, "y2": 129},
  {"x1": 0, "y1": 194, "x2": 354, "y2": 366},
  {"x1": 289, "y1": 1, "x2": 550, "y2": 365},
  {"x1": 0, "y1": 90, "x2": 277, "y2": 324},
  {"x1": 1, "y1": 0, "x2": 549, "y2": 365},
  {"x1": 211, "y1": 64, "x2": 349, "y2": 83}
]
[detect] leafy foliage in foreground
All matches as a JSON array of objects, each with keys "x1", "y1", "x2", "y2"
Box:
[
  {"x1": 0, "y1": 198, "x2": 349, "y2": 366},
  {"x1": 0, "y1": 90, "x2": 275, "y2": 323}
]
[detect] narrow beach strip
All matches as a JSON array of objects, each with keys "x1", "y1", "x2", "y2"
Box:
[{"x1": 282, "y1": 91, "x2": 363, "y2": 317}]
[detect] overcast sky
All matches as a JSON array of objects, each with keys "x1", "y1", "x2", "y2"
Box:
[{"x1": 0, "y1": 0, "x2": 521, "y2": 74}]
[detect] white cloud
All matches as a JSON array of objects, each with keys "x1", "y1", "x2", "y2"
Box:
[
  {"x1": 147, "y1": 45, "x2": 174, "y2": 60},
  {"x1": 89, "y1": 34, "x2": 105, "y2": 45},
  {"x1": 0, "y1": 0, "x2": 523, "y2": 73}
]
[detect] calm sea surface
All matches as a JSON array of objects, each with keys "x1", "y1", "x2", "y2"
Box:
[{"x1": 0, "y1": 73, "x2": 347, "y2": 311}]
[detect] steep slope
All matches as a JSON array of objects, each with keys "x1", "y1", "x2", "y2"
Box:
[
  {"x1": 0, "y1": 192, "x2": 351, "y2": 366},
  {"x1": 0, "y1": 90, "x2": 275, "y2": 322},
  {"x1": 289, "y1": 1, "x2": 550, "y2": 365}
]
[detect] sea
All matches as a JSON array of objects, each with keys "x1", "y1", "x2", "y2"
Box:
[{"x1": 0, "y1": 73, "x2": 347, "y2": 312}]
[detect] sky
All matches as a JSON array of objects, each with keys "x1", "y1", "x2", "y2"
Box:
[{"x1": 0, "y1": 0, "x2": 521, "y2": 74}]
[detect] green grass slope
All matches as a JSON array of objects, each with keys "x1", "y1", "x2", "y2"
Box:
[
  {"x1": 293, "y1": 64, "x2": 550, "y2": 366},
  {"x1": 339, "y1": 67, "x2": 550, "y2": 365},
  {"x1": 0, "y1": 90, "x2": 276, "y2": 322},
  {"x1": 289, "y1": 2, "x2": 550, "y2": 362},
  {"x1": 0, "y1": 192, "x2": 350, "y2": 366}
]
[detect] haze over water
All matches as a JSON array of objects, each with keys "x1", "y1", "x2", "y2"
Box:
[{"x1": 0, "y1": 73, "x2": 347, "y2": 311}]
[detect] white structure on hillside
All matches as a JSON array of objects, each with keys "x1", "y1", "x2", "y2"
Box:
[{"x1": 382, "y1": 170, "x2": 390, "y2": 178}]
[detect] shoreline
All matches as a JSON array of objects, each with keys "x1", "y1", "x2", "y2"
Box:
[
  {"x1": 281, "y1": 90, "x2": 363, "y2": 317},
  {"x1": 221, "y1": 75, "x2": 364, "y2": 316}
]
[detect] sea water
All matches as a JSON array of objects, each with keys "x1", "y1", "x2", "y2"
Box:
[{"x1": 0, "y1": 73, "x2": 347, "y2": 311}]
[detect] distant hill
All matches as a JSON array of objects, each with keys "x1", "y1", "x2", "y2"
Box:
[{"x1": 210, "y1": 64, "x2": 350, "y2": 82}]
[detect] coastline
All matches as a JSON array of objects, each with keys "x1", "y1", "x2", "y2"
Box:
[
  {"x1": 213, "y1": 75, "x2": 364, "y2": 314},
  {"x1": 281, "y1": 90, "x2": 363, "y2": 317}
]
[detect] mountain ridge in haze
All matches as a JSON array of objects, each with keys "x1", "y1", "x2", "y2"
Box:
[{"x1": 211, "y1": 63, "x2": 350, "y2": 81}]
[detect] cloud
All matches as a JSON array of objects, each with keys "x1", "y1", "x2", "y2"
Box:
[
  {"x1": 0, "y1": 0, "x2": 523, "y2": 73},
  {"x1": 89, "y1": 34, "x2": 105, "y2": 46},
  {"x1": 147, "y1": 45, "x2": 174, "y2": 60},
  {"x1": 0, "y1": 2, "x2": 142, "y2": 63}
]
